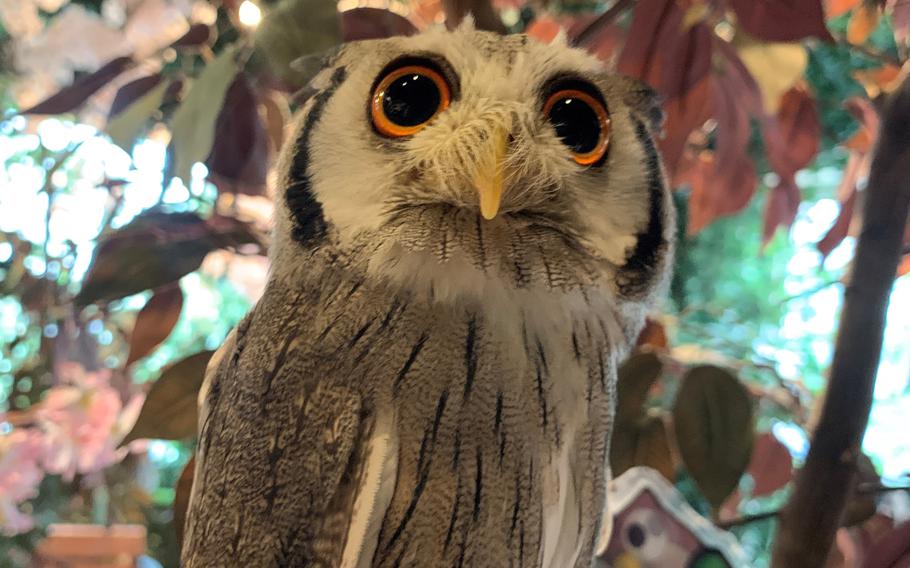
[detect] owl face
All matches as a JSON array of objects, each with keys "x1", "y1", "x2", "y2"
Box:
[{"x1": 273, "y1": 26, "x2": 673, "y2": 305}]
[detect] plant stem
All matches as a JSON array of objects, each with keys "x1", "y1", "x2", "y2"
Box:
[
  {"x1": 718, "y1": 484, "x2": 910, "y2": 529},
  {"x1": 571, "y1": 0, "x2": 635, "y2": 48},
  {"x1": 718, "y1": 509, "x2": 780, "y2": 529},
  {"x1": 771, "y1": 75, "x2": 910, "y2": 567}
]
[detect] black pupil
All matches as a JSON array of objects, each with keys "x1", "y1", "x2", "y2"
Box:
[
  {"x1": 627, "y1": 523, "x2": 646, "y2": 548},
  {"x1": 382, "y1": 73, "x2": 441, "y2": 127},
  {"x1": 547, "y1": 96, "x2": 602, "y2": 154}
]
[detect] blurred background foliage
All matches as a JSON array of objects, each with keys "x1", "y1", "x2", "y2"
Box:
[{"x1": 1, "y1": 0, "x2": 909, "y2": 566}]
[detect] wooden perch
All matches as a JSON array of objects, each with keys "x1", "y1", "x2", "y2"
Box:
[
  {"x1": 442, "y1": 0, "x2": 507, "y2": 33},
  {"x1": 771, "y1": 78, "x2": 910, "y2": 566}
]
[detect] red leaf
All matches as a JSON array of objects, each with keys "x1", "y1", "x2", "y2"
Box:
[
  {"x1": 764, "y1": 85, "x2": 822, "y2": 178},
  {"x1": 617, "y1": 0, "x2": 683, "y2": 89},
  {"x1": 206, "y1": 76, "x2": 269, "y2": 196},
  {"x1": 712, "y1": 37, "x2": 764, "y2": 118},
  {"x1": 341, "y1": 8, "x2": 419, "y2": 41},
  {"x1": 578, "y1": 22, "x2": 625, "y2": 62},
  {"x1": 659, "y1": 22, "x2": 713, "y2": 100},
  {"x1": 864, "y1": 521, "x2": 910, "y2": 568},
  {"x1": 108, "y1": 74, "x2": 163, "y2": 119},
  {"x1": 681, "y1": 150, "x2": 758, "y2": 234},
  {"x1": 747, "y1": 432, "x2": 794, "y2": 496},
  {"x1": 893, "y1": 0, "x2": 910, "y2": 44},
  {"x1": 21, "y1": 56, "x2": 134, "y2": 115},
  {"x1": 635, "y1": 317, "x2": 669, "y2": 351},
  {"x1": 763, "y1": 175, "x2": 802, "y2": 245},
  {"x1": 126, "y1": 283, "x2": 184, "y2": 367},
  {"x1": 727, "y1": 0, "x2": 834, "y2": 42},
  {"x1": 170, "y1": 23, "x2": 212, "y2": 48},
  {"x1": 845, "y1": 95, "x2": 881, "y2": 150},
  {"x1": 817, "y1": 152, "x2": 863, "y2": 257},
  {"x1": 525, "y1": 16, "x2": 562, "y2": 43},
  {"x1": 660, "y1": 76, "x2": 713, "y2": 173},
  {"x1": 526, "y1": 16, "x2": 562, "y2": 43},
  {"x1": 826, "y1": 0, "x2": 861, "y2": 18}
]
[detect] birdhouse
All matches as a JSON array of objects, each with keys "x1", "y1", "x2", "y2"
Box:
[{"x1": 599, "y1": 467, "x2": 748, "y2": 568}]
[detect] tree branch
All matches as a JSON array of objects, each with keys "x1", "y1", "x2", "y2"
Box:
[
  {"x1": 771, "y1": 79, "x2": 910, "y2": 567},
  {"x1": 442, "y1": 0, "x2": 506, "y2": 34}
]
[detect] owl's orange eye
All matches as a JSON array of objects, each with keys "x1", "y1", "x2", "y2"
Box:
[
  {"x1": 371, "y1": 65, "x2": 451, "y2": 138},
  {"x1": 543, "y1": 88, "x2": 611, "y2": 166}
]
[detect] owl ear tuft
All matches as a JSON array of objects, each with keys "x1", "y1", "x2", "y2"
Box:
[{"x1": 617, "y1": 76, "x2": 665, "y2": 136}]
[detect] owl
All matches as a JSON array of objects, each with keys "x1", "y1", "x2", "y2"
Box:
[{"x1": 182, "y1": 23, "x2": 674, "y2": 568}]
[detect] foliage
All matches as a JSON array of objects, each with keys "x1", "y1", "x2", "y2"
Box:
[{"x1": 2, "y1": 0, "x2": 910, "y2": 566}]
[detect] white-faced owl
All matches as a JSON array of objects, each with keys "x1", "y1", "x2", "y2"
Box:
[{"x1": 183, "y1": 22, "x2": 675, "y2": 568}]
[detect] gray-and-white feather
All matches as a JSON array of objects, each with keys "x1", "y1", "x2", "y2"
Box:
[{"x1": 183, "y1": 23, "x2": 674, "y2": 568}]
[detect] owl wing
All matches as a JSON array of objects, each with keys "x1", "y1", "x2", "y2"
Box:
[{"x1": 182, "y1": 307, "x2": 367, "y2": 567}]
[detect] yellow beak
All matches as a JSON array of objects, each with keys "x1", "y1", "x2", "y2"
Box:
[
  {"x1": 473, "y1": 127, "x2": 508, "y2": 220},
  {"x1": 614, "y1": 552, "x2": 643, "y2": 568}
]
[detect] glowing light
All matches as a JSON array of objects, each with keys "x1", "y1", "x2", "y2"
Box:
[{"x1": 238, "y1": 1, "x2": 262, "y2": 28}]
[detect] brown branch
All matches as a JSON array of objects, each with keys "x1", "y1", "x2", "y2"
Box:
[
  {"x1": 442, "y1": 0, "x2": 506, "y2": 34},
  {"x1": 718, "y1": 509, "x2": 780, "y2": 529},
  {"x1": 571, "y1": 0, "x2": 635, "y2": 48},
  {"x1": 771, "y1": 76, "x2": 910, "y2": 567}
]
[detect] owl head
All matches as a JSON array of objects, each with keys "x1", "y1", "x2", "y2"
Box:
[{"x1": 271, "y1": 24, "x2": 674, "y2": 313}]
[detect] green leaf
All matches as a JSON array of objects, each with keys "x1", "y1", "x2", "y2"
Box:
[
  {"x1": 122, "y1": 351, "x2": 214, "y2": 445},
  {"x1": 254, "y1": 0, "x2": 341, "y2": 88},
  {"x1": 616, "y1": 352, "x2": 664, "y2": 423},
  {"x1": 672, "y1": 365, "x2": 754, "y2": 509},
  {"x1": 106, "y1": 78, "x2": 170, "y2": 153},
  {"x1": 171, "y1": 45, "x2": 240, "y2": 184}
]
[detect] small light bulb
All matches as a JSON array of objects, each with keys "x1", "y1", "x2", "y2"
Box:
[{"x1": 238, "y1": 0, "x2": 262, "y2": 28}]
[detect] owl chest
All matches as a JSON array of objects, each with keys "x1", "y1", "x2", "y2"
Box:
[{"x1": 317, "y1": 286, "x2": 617, "y2": 568}]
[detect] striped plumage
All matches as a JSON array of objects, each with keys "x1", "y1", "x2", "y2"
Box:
[{"x1": 183, "y1": 24, "x2": 674, "y2": 568}]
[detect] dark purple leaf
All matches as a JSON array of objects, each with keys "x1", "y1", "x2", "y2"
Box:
[
  {"x1": 21, "y1": 56, "x2": 134, "y2": 115},
  {"x1": 126, "y1": 283, "x2": 184, "y2": 367},
  {"x1": 170, "y1": 24, "x2": 212, "y2": 48},
  {"x1": 205, "y1": 76, "x2": 269, "y2": 195},
  {"x1": 76, "y1": 210, "x2": 263, "y2": 306},
  {"x1": 108, "y1": 74, "x2": 163, "y2": 119},
  {"x1": 341, "y1": 8, "x2": 418, "y2": 41},
  {"x1": 727, "y1": 0, "x2": 834, "y2": 42}
]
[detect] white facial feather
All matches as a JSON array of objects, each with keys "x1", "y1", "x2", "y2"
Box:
[{"x1": 271, "y1": 28, "x2": 673, "y2": 314}]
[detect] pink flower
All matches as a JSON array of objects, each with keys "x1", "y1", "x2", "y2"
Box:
[
  {"x1": 36, "y1": 363, "x2": 144, "y2": 481},
  {"x1": 0, "y1": 429, "x2": 44, "y2": 536}
]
